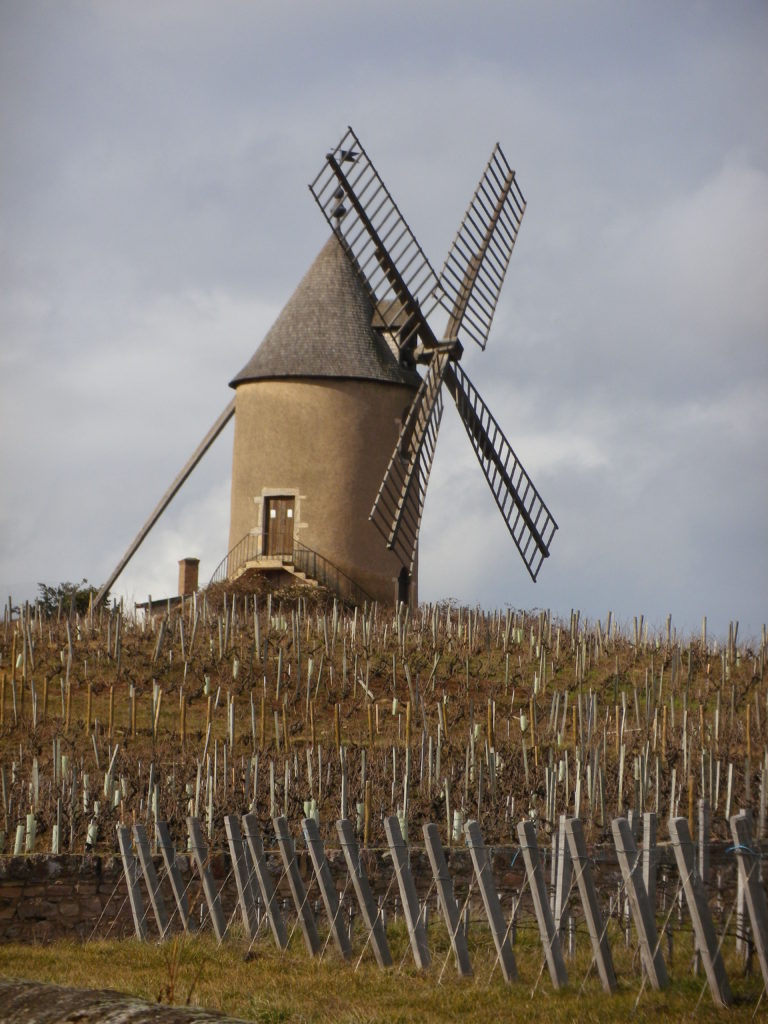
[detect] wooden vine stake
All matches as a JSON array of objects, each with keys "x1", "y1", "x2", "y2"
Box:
[
  {"x1": 729, "y1": 811, "x2": 768, "y2": 989},
  {"x1": 517, "y1": 820, "x2": 567, "y2": 990},
  {"x1": 668, "y1": 816, "x2": 732, "y2": 1007},
  {"x1": 224, "y1": 815, "x2": 259, "y2": 941},
  {"x1": 133, "y1": 822, "x2": 170, "y2": 939},
  {"x1": 156, "y1": 820, "x2": 192, "y2": 933},
  {"x1": 116, "y1": 825, "x2": 146, "y2": 941},
  {"x1": 186, "y1": 816, "x2": 227, "y2": 943},
  {"x1": 611, "y1": 817, "x2": 668, "y2": 990},
  {"x1": 423, "y1": 822, "x2": 472, "y2": 977},
  {"x1": 465, "y1": 819, "x2": 517, "y2": 982},
  {"x1": 564, "y1": 817, "x2": 616, "y2": 993},
  {"x1": 384, "y1": 815, "x2": 430, "y2": 969},
  {"x1": 241, "y1": 813, "x2": 288, "y2": 950},
  {"x1": 302, "y1": 816, "x2": 351, "y2": 959},
  {"x1": 334, "y1": 702, "x2": 341, "y2": 754},
  {"x1": 336, "y1": 817, "x2": 391, "y2": 968},
  {"x1": 364, "y1": 778, "x2": 372, "y2": 847},
  {"x1": 273, "y1": 815, "x2": 321, "y2": 956}
]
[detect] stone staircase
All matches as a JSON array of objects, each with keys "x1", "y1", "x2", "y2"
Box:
[
  {"x1": 210, "y1": 533, "x2": 374, "y2": 606},
  {"x1": 234, "y1": 558, "x2": 319, "y2": 588}
]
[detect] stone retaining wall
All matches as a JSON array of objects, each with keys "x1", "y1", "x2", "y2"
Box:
[{"x1": 0, "y1": 839, "x2": 736, "y2": 944}]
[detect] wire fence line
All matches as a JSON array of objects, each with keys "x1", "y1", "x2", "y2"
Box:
[{"x1": 100, "y1": 808, "x2": 768, "y2": 1010}]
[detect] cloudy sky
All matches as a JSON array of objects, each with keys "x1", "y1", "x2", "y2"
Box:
[{"x1": 1, "y1": 1, "x2": 766, "y2": 640}]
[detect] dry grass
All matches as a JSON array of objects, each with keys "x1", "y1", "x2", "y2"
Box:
[{"x1": 1, "y1": 919, "x2": 764, "y2": 1022}]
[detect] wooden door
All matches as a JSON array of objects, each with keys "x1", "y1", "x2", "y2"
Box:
[{"x1": 265, "y1": 497, "x2": 295, "y2": 557}]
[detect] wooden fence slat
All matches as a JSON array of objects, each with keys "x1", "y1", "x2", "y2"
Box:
[
  {"x1": 464, "y1": 819, "x2": 517, "y2": 982},
  {"x1": 384, "y1": 815, "x2": 431, "y2": 969},
  {"x1": 611, "y1": 817, "x2": 668, "y2": 989},
  {"x1": 668, "y1": 817, "x2": 732, "y2": 1007},
  {"x1": 224, "y1": 815, "x2": 259, "y2": 941},
  {"x1": 517, "y1": 820, "x2": 568, "y2": 989},
  {"x1": 156, "y1": 820, "x2": 192, "y2": 934},
  {"x1": 335, "y1": 818, "x2": 392, "y2": 968},
  {"x1": 273, "y1": 815, "x2": 321, "y2": 956},
  {"x1": 116, "y1": 825, "x2": 146, "y2": 941},
  {"x1": 301, "y1": 817, "x2": 351, "y2": 959},
  {"x1": 729, "y1": 812, "x2": 768, "y2": 989},
  {"x1": 133, "y1": 823, "x2": 170, "y2": 939},
  {"x1": 423, "y1": 823, "x2": 472, "y2": 977},
  {"x1": 564, "y1": 817, "x2": 616, "y2": 993},
  {"x1": 241, "y1": 813, "x2": 288, "y2": 950},
  {"x1": 186, "y1": 815, "x2": 227, "y2": 943}
]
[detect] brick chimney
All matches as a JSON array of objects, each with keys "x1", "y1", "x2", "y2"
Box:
[{"x1": 178, "y1": 557, "x2": 200, "y2": 596}]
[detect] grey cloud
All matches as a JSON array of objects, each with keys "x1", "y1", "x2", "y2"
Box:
[{"x1": 1, "y1": 0, "x2": 765, "y2": 639}]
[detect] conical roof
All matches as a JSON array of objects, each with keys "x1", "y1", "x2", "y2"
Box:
[{"x1": 230, "y1": 235, "x2": 421, "y2": 388}]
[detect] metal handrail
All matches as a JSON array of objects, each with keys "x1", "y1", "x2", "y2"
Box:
[
  {"x1": 208, "y1": 531, "x2": 374, "y2": 607},
  {"x1": 208, "y1": 532, "x2": 263, "y2": 586},
  {"x1": 291, "y1": 537, "x2": 375, "y2": 606}
]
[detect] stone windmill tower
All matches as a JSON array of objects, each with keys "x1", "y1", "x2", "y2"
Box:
[
  {"x1": 94, "y1": 127, "x2": 556, "y2": 609},
  {"x1": 225, "y1": 234, "x2": 421, "y2": 605}
]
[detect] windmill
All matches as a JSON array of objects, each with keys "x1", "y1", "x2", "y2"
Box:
[
  {"x1": 308, "y1": 127, "x2": 557, "y2": 591},
  {"x1": 94, "y1": 127, "x2": 556, "y2": 609}
]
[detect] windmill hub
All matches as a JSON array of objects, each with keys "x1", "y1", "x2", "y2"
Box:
[{"x1": 413, "y1": 340, "x2": 463, "y2": 366}]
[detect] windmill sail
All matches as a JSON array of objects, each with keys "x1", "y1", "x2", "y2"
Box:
[
  {"x1": 369, "y1": 350, "x2": 451, "y2": 570},
  {"x1": 309, "y1": 127, "x2": 447, "y2": 351},
  {"x1": 446, "y1": 362, "x2": 557, "y2": 582},
  {"x1": 314, "y1": 127, "x2": 557, "y2": 587},
  {"x1": 439, "y1": 144, "x2": 525, "y2": 350}
]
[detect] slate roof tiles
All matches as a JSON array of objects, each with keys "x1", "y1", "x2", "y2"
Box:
[{"x1": 230, "y1": 235, "x2": 421, "y2": 389}]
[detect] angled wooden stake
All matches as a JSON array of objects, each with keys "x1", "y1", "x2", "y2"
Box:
[
  {"x1": 517, "y1": 820, "x2": 568, "y2": 989},
  {"x1": 187, "y1": 815, "x2": 227, "y2": 943},
  {"x1": 384, "y1": 815, "x2": 430, "y2": 969},
  {"x1": 464, "y1": 819, "x2": 517, "y2": 982},
  {"x1": 242, "y1": 813, "x2": 287, "y2": 950},
  {"x1": 668, "y1": 816, "x2": 731, "y2": 1007},
  {"x1": 423, "y1": 823, "x2": 472, "y2": 977},
  {"x1": 564, "y1": 817, "x2": 616, "y2": 993},
  {"x1": 224, "y1": 815, "x2": 259, "y2": 940},
  {"x1": 302, "y1": 816, "x2": 351, "y2": 959},
  {"x1": 156, "y1": 820, "x2": 192, "y2": 933},
  {"x1": 729, "y1": 812, "x2": 768, "y2": 989},
  {"x1": 336, "y1": 818, "x2": 391, "y2": 968},
  {"x1": 273, "y1": 815, "x2": 321, "y2": 956},
  {"x1": 133, "y1": 822, "x2": 170, "y2": 939},
  {"x1": 611, "y1": 817, "x2": 668, "y2": 989},
  {"x1": 117, "y1": 825, "x2": 146, "y2": 941}
]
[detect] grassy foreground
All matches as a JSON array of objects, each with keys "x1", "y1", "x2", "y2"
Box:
[{"x1": 0, "y1": 921, "x2": 764, "y2": 1023}]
